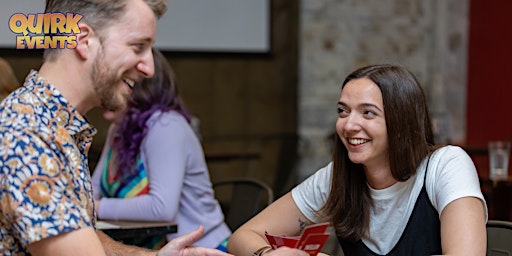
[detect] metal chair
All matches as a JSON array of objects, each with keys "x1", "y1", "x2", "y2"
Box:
[
  {"x1": 487, "y1": 220, "x2": 512, "y2": 256},
  {"x1": 213, "y1": 178, "x2": 274, "y2": 231}
]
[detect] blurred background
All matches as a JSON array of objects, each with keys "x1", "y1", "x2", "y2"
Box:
[{"x1": 1, "y1": 0, "x2": 511, "y2": 201}]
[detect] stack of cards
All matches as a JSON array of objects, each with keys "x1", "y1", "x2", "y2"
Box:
[{"x1": 264, "y1": 222, "x2": 331, "y2": 256}]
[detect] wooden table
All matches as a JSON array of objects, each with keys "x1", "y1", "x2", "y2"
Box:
[{"x1": 97, "y1": 220, "x2": 177, "y2": 240}]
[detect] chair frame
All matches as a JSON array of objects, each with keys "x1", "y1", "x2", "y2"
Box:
[
  {"x1": 487, "y1": 220, "x2": 512, "y2": 256},
  {"x1": 213, "y1": 178, "x2": 274, "y2": 231},
  {"x1": 487, "y1": 220, "x2": 512, "y2": 229}
]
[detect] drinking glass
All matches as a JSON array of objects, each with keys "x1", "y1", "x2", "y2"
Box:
[{"x1": 488, "y1": 141, "x2": 511, "y2": 181}]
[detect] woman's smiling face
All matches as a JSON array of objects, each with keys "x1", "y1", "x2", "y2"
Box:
[{"x1": 336, "y1": 77, "x2": 389, "y2": 169}]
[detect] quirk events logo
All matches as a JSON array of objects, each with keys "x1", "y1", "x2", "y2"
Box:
[{"x1": 9, "y1": 13, "x2": 82, "y2": 49}]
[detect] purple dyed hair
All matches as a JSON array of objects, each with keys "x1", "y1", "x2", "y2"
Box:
[{"x1": 112, "y1": 48, "x2": 191, "y2": 179}]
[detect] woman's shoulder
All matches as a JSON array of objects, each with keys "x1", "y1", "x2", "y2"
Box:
[
  {"x1": 148, "y1": 110, "x2": 189, "y2": 126},
  {"x1": 426, "y1": 145, "x2": 477, "y2": 181},
  {"x1": 431, "y1": 145, "x2": 470, "y2": 159}
]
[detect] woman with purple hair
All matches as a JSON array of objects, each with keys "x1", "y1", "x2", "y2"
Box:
[{"x1": 92, "y1": 48, "x2": 231, "y2": 251}]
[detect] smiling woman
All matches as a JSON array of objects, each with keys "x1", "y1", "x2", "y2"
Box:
[
  {"x1": 226, "y1": 64, "x2": 487, "y2": 256},
  {"x1": 336, "y1": 78, "x2": 388, "y2": 177}
]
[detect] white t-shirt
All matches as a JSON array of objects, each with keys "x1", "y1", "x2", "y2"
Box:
[{"x1": 291, "y1": 145, "x2": 487, "y2": 255}]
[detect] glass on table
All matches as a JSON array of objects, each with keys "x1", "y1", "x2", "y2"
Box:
[{"x1": 488, "y1": 141, "x2": 511, "y2": 181}]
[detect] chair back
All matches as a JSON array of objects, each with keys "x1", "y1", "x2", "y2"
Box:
[
  {"x1": 487, "y1": 220, "x2": 512, "y2": 256},
  {"x1": 213, "y1": 178, "x2": 274, "y2": 231}
]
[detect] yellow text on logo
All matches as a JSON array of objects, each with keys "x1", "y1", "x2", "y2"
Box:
[{"x1": 9, "y1": 13, "x2": 83, "y2": 49}]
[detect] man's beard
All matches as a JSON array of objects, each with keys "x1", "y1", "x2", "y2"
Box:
[{"x1": 91, "y1": 50, "x2": 127, "y2": 112}]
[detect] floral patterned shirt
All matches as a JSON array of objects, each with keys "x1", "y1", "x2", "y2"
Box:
[{"x1": 0, "y1": 70, "x2": 97, "y2": 255}]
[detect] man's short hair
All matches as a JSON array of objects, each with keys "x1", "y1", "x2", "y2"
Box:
[{"x1": 43, "y1": 0, "x2": 167, "y2": 61}]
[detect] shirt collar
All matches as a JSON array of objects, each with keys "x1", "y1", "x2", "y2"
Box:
[{"x1": 25, "y1": 70, "x2": 97, "y2": 139}]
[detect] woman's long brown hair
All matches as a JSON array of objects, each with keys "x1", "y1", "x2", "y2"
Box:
[{"x1": 321, "y1": 64, "x2": 436, "y2": 241}]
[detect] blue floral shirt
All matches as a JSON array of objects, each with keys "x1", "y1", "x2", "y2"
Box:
[{"x1": 0, "y1": 70, "x2": 97, "y2": 255}]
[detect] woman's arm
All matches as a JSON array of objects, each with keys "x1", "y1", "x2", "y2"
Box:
[
  {"x1": 438, "y1": 196, "x2": 486, "y2": 256},
  {"x1": 97, "y1": 113, "x2": 188, "y2": 221},
  {"x1": 227, "y1": 192, "x2": 312, "y2": 256},
  {"x1": 431, "y1": 147, "x2": 487, "y2": 255}
]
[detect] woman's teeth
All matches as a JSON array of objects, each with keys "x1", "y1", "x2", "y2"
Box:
[{"x1": 349, "y1": 138, "x2": 368, "y2": 145}]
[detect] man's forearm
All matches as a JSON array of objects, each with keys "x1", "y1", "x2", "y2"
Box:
[{"x1": 96, "y1": 230, "x2": 158, "y2": 256}]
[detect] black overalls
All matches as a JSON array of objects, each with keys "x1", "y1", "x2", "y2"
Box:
[{"x1": 338, "y1": 158, "x2": 442, "y2": 255}]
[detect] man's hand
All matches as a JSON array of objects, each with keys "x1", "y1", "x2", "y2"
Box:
[{"x1": 158, "y1": 226, "x2": 233, "y2": 256}]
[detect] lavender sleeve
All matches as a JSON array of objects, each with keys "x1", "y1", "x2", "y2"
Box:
[{"x1": 96, "y1": 112, "x2": 191, "y2": 221}]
